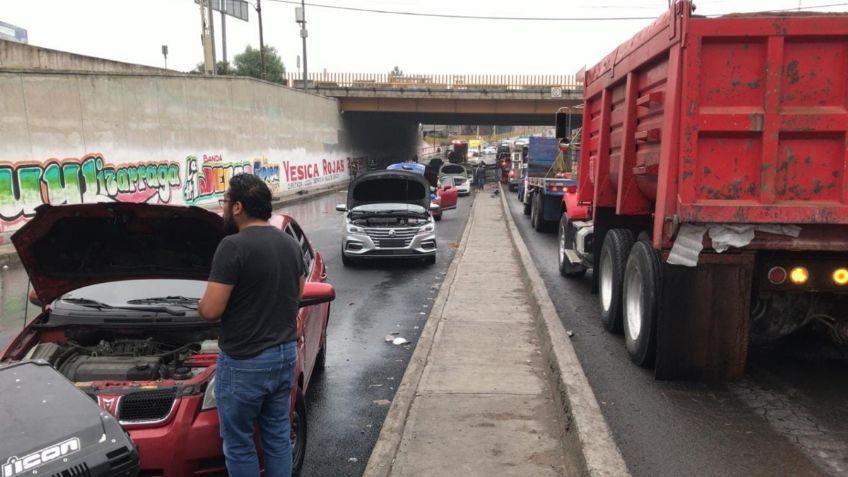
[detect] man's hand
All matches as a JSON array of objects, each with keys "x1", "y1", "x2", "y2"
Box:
[{"x1": 198, "y1": 281, "x2": 234, "y2": 321}]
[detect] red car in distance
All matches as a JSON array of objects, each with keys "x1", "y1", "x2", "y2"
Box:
[{"x1": 2, "y1": 202, "x2": 335, "y2": 476}]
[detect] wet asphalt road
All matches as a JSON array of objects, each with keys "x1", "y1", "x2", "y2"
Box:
[
  {"x1": 287, "y1": 191, "x2": 473, "y2": 477},
  {"x1": 0, "y1": 189, "x2": 473, "y2": 477},
  {"x1": 505, "y1": 190, "x2": 848, "y2": 477}
]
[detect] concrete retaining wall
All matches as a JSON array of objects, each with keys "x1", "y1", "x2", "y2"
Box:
[
  {"x1": 0, "y1": 70, "x2": 355, "y2": 242},
  {"x1": 0, "y1": 40, "x2": 170, "y2": 73}
]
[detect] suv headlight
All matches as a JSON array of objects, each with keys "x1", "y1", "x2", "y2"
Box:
[
  {"x1": 419, "y1": 224, "x2": 435, "y2": 233},
  {"x1": 347, "y1": 224, "x2": 364, "y2": 234},
  {"x1": 201, "y1": 377, "x2": 217, "y2": 410}
]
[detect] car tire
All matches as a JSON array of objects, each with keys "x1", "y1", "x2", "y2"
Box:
[
  {"x1": 292, "y1": 389, "x2": 308, "y2": 477},
  {"x1": 599, "y1": 229, "x2": 635, "y2": 334},
  {"x1": 341, "y1": 246, "x2": 354, "y2": 267},
  {"x1": 434, "y1": 214, "x2": 442, "y2": 221},
  {"x1": 623, "y1": 240, "x2": 661, "y2": 368},
  {"x1": 558, "y1": 213, "x2": 586, "y2": 278},
  {"x1": 424, "y1": 255, "x2": 436, "y2": 265}
]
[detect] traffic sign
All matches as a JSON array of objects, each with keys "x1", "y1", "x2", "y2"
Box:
[{"x1": 194, "y1": 0, "x2": 249, "y2": 21}]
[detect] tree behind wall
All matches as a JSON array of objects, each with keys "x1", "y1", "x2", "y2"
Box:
[
  {"x1": 191, "y1": 45, "x2": 286, "y2": 84},
  {"x1": 234, "y1": 45, "x2": 285, "y2": 83}
]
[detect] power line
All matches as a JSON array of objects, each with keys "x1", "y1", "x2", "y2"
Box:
[
  {"x1": 265, "y1": 0, "x2": 657, "y2": 21},
  {"x1": 265, "y1": 0, "x2": 848, "y2": 21}
]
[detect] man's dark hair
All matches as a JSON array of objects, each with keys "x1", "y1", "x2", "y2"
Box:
[{"x1": 228, "y1": 174, "x2": 272, "y2": 220}]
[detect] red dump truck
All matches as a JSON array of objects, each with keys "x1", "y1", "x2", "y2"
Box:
[{"x1": 557, "y1": 1, "x2": 848, "y2": 380}]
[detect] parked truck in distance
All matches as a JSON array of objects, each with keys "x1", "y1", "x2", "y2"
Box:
[
  {"x1": 556, "y1": 1, "x2": 848, "y2": 380},
  {"x1": 522, "y1": 137, "x2": 576, "y2": 232}
]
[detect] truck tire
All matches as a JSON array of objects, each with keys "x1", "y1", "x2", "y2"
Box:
[
  {"x1": 558, "y1": 213, "x2": 586, "y2": 277},
  {"x1": 623, "y1": 240, "x2": 660, "y2": 368},
  {"x1": 599, "y1": 229, "x2": 634, "y2": 334},
  {"x1": 531, "y1": 193, "x2": 548, "y2": 232},
  {"x1": 523, "y1": 194, "x2": 531, "y2": 215}
]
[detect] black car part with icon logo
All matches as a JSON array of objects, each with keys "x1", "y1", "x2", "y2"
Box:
[{"x1": 0, "y1": 361, "x2": 139, "y2": 477}]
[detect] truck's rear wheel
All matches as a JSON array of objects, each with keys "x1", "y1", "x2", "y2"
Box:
[
  {"x1": 599, "y1": 229, "x2": 634, "y2": 334},
  {"x1": 523, "y1": 194, "x2": 531, "y2": 215},
  {"x1": 531, "y1": 193, "x2": 547, "y2": 232},
  {"x1": 558, "y1": 213, "x2": 586, "y2": 277},
  {"x1": 623, "y1": 241, "x2": 660, "y2": 367}
]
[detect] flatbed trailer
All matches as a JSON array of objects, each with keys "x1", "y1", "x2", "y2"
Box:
[{"x1": 556, "y1": 1, "x2": 848, "y2": 380}]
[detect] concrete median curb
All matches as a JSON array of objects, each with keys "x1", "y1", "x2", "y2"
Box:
[
  {"x1": 363, "y1": 193, "x2": 478, "y2": 477},
  {"x1": 499, "y1": 185, "x2": 630, "y2": 477}
]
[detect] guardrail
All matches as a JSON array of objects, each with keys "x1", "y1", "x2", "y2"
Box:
[{"x1": 284, "y1": 72, "x2": 583, "y2": 91}]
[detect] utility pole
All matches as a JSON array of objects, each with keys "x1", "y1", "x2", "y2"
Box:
[
  {"x1": 199, "y1": 0, "x2": 214, "y2": 74},
  {"x1": 221, "y1": 5, "x2": 228, "y2": 73},
  {"x1": 301, "y1": 0, "x2": 308, "y2": 89},
  {"x1": 208, "y1": 0, "x2": 216, "y2": 70},
  {"x1": 161, "y1": 44, "x2": 169, "y2": 69},
  {"x1": 257, "y1": 0, "x2": 266, "y2": 80},
  {"x1": 295, "y1": 1, "x2": 308, "y2": 89}
]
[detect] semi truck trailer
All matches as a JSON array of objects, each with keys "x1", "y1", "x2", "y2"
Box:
[{"x1": 557, "y1": 1, "x2": 848, "y2": 380}]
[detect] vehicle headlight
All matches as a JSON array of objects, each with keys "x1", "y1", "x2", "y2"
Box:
[
  {"x1": 201, "y1": 377, "x2": 217, "y2": 410},
  {"x1": 419, "y1": 224, "x2": 435, "y2": 233},
  {"x1": 347, "y1": 224, "x2": 365, "y2": 234}
]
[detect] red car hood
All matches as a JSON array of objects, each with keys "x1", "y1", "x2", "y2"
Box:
[{"x1": 11, "y1": 203, "x2": 224, "y2": 305}]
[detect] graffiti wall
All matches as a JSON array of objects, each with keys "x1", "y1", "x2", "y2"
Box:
[
  {"x1": 0, "y1": 151, "x2": 351, "y2": 239},
  {"x1": 0, "y1": 71, "x2": 357, "y2": 243}
]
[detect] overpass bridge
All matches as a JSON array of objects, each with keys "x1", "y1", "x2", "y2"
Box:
[{"x1": 284, "y1": 72, "x2": 584, "y2": 124}]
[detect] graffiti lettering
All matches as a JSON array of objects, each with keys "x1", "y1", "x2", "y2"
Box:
[
  {"x1": 322, "y1": 159, "x2": 345, "y2": 176},
  {"x1": 0, "y1": 154, "x2": 181, "y2": 222},
  {"x1": 183, "y1": 155, "x2": 252, "y2": 205},
  {"x1": 254, "y1": 157, "x2": 281, "y2": 193},
  {"x1": 283, "y1": 161, "x2": 320, "y2": 182}
]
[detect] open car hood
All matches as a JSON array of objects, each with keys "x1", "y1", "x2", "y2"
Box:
[
  {"x1": 347, "y1": 170, "x2": 432, "y2": 210},
  {"x1": 439, "y1": 164, "x2": 466, "y2": 176},
  {"x1": 11, "y1": 203, "x2": 224, "y2": 304}
]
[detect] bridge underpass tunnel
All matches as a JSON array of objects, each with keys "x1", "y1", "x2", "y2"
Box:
[{"x1": 342, "y1": 111, "x2": 583, "y2": 170}]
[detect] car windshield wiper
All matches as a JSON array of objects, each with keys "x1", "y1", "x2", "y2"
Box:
[
  {"x1": 127, "y1": 296, "x2": 199, "y2": 307},
  {"x1": 61, "y1": 298, "x2": 188, "y2": 316}
]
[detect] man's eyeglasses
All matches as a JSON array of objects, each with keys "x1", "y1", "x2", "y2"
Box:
[{"x1": 218, "y1": 199, "x2": 231, "y2": 207}]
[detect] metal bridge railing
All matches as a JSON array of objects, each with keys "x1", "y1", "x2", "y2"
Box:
[{"x1": 284, "y1": 72, "x2": 583, "y2": 91}]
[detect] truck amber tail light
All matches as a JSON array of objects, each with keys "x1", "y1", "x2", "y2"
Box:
[
  {"x1": 789, "y1": 267, "x2": 809, "y2": 285},
  {"x1": 833, "y1": 268, "x2": 848, "y2": 286},
  {"x1": 768, "y1": 266, "x2": 787, "y2": 285}
]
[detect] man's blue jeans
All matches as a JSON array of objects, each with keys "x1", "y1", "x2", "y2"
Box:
[{"x1": 216, "y1": 341, "x2": 298, "y2": 477}]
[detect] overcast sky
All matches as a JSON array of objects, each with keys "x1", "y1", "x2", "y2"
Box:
[{"x1": 4, "y1": 0, "x2": 848, "y2": 76}]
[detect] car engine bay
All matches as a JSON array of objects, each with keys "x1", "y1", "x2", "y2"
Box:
[{"x1": 23, "y1": 334, "x2": 219, "y2": 383}]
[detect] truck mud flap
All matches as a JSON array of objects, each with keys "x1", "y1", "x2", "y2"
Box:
[{"x1": 655, "y1": 253, "x2": 754, "y2": 381}]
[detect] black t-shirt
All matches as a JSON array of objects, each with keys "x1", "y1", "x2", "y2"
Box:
[{"x1": 208, "y1": 226, "x2": 305, "y2": 358}]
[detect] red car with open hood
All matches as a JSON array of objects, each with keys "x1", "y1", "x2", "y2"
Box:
[{"x1": 2, "y1": 202, "x2": 335, "y2": 476}]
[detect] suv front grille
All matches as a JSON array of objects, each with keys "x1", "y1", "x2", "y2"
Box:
[
  {"x1": 117, "y1": 388, "x2": 177, "y2": 423},
  {"x1": 364, "y1": 227, "x2": 419, "y2": 247}
]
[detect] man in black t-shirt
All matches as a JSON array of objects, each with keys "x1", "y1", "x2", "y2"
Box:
[{"x1": 199, "y1": 174, "x2": 305, "y2": 477}]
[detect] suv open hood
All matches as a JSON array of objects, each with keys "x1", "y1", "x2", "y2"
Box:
[
  {"x1": 439, "y1": 164, "x2": 466, "y2": 176},
  {"x1": 11, "y1": 203, "x2": 224, "y2": 304},
  {"x1": 347, "y1": 171, "x2": 431, "y2": 210}
]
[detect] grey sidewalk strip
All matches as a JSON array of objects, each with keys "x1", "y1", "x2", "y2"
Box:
[
  {"x1": 364, "y1": 192, "x2": 587, "y2": 477},
  {"x1": 499, "y1": 186, "x2": 630, "y2": 476},
  {"x1": 363, "y1": 193, "x2": 478, "y2": 477}
]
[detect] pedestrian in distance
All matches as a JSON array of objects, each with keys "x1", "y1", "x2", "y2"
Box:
[
  {"x1": 476, "y1": 162, "x2": 486, "y2": 190},
  {"x1": 199, "y1": 174, "x2": 306, "y2": 477}
]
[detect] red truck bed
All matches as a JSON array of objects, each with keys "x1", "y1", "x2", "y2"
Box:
[{"x1": 578, "y1": 3, "x2": 848, "y2": 245}]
